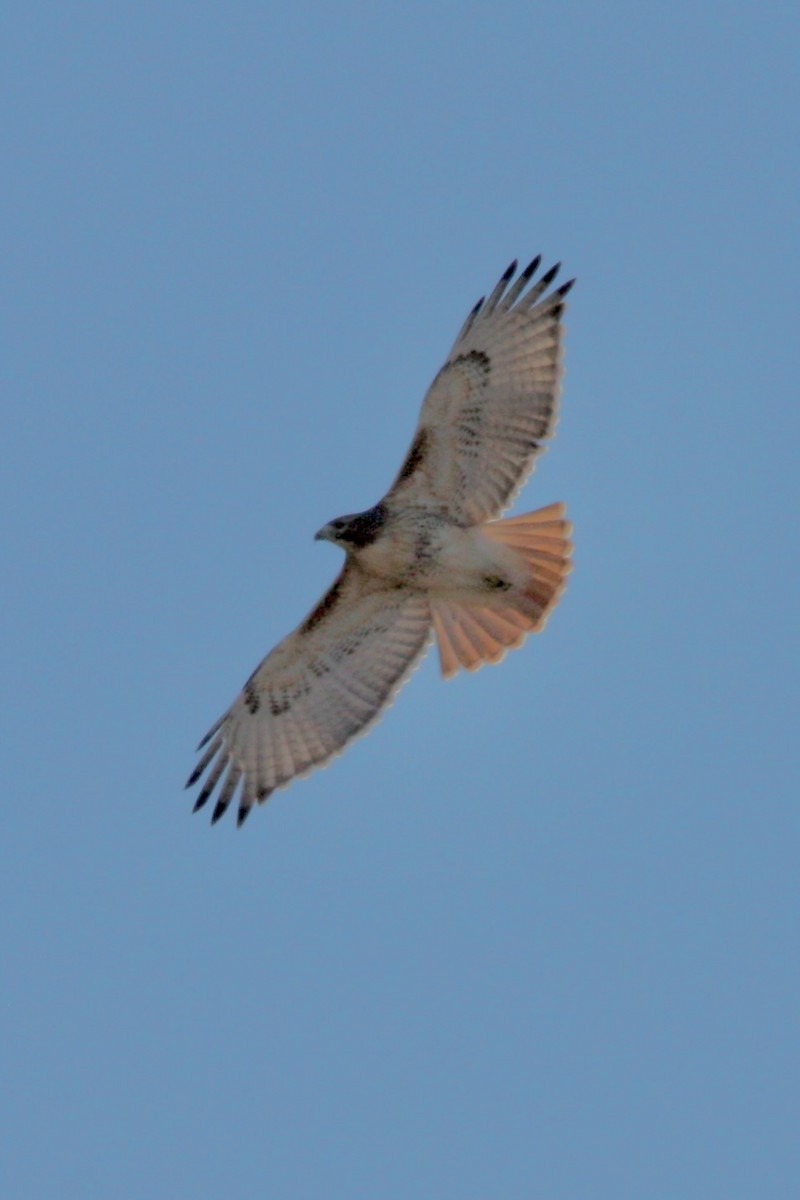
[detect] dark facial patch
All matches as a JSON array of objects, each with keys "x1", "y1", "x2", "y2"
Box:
[
  {"x1": 336, "y1": 502, "x2": 388, "y2": 548},
  {"x1": 395, "y1": 427, "x2": 429, "y2": 484}
]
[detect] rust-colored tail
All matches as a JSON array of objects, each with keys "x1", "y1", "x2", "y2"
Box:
[{"x1": 431, "y1": 502, "x2": 572, "y2": 679}]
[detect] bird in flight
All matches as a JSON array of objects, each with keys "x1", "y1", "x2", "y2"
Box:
[{"x1": 187, "y1": 255, "x2": 574, "y2": 826}]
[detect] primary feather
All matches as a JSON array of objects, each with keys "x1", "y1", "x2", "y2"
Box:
[
  {"x1": 389, "y1": 255, "x2": 573, "y2": 522},
  {"x1": 187, "y1": 256, "x2": 574, "y2": 825}
]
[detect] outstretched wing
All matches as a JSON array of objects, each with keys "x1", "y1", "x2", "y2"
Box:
[
  {"x1": 185, "y1": 564, "x2": 432, "y2": 826},
  {"x1": 387, "y1": 256, "x2": 574, "y2": 523}
]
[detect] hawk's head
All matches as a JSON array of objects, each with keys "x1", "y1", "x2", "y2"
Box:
[{"x1": 315, "y1": 502, "x2": 388, "y2": 550}]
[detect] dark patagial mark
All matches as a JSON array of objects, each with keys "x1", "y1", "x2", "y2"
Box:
[
  {"x1": 452, "y1": 349, "x2": 490, "y2": 374},
  {"x1": 301, "y1": 573, "x2": 346, "y2": 634},
  {"x1": 395, "y1": 427, "x2": 429, "y2": 483},
  {"x1": 243, "y1": 679, "x2": 260, "y2": 715}
]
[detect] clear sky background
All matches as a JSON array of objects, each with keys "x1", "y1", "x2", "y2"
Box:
[{"x1": 3, "y1": 4, "x2": 798, "y2": 1198}]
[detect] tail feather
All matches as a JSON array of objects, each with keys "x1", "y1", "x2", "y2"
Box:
[
  {"x1": 431, "y1": 502, "x2": 572, "y2": 678},
  {"x1": 432, "y1": 603, "x2": 524, "y2": 677}
]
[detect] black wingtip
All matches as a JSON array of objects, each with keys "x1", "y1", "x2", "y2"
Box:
[
  {"x1": 502, "y1": 259, "x2": 517, "y2": 282},
  {"x1": 541, "y1": 261, "x2": 561, "y2": 287},
  {"x1": 192, "y1": 792, "x2": 210, "y2": 813},
  {"x1": 557, "y1": 277, "x2": 576, "y2": 297},
  {"x1": 522, "y1": 254, "x2": 541, "y2": 280},
  {"x1": 237, "y1": 804, "x2": 251, "y2": 828},
  {"x1": 185, "y1": 766, "x2": 202, "y2": 789},
  {"x1": 470, "y1": 295, "x2": 485, "y2": 316},
  {"x1": 211, "y1": 799, "x2": 229, "y2": 825}
]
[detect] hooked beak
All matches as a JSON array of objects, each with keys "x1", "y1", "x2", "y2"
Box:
[{"x1": 314, "y1": 523, "x2": 335, "y2": 543}]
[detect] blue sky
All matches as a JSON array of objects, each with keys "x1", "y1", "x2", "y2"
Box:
[{"x1": 2, "y1": 4, "x2": 798, "y2": 1197}]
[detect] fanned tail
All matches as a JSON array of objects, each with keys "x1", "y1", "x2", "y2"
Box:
[{"x1": 431, "y1": 502, "x2": 572, "y2": 679}]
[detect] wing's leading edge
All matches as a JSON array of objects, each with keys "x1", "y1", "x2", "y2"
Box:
[
  {"x1": 186, "y1": 564, "x2": 432, "y2": 825},
  {"x1": 387, "y1": 256, "x2": 574, "y2": 523}
]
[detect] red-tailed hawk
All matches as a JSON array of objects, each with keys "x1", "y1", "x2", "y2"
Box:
[{"x1": 187, "y1": 256, "x2": 574, "y2": 825}]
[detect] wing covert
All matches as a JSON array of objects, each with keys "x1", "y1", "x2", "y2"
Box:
[
  {"x1": 387, "y1": 256, "x2": 574, "y2": 523},
  {"x1": 186, "y1": 564, "x2": 432, "y2": 826}
]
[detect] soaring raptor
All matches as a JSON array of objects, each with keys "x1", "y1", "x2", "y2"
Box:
[{"x1": 187, "y1": 256, "x2": 574, "y2": 825}]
